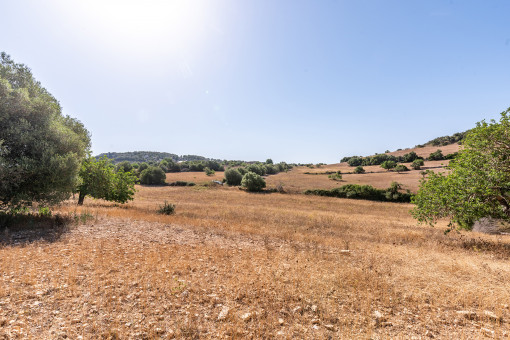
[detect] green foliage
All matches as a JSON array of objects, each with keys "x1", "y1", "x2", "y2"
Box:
[
  {"x1": 411, "y1": 159, "x2": 425, "y2": 170},
  {"x1": 204, "y1": 167, "x2": 215, "y2": 176},
  {"x1": 77, "y1": 156, "x2": 137, "y2": 205},
  {"x1": 328, "y1": 171, "x2": 342, "y2": 181},
  {"x1": 116, "y1": 161, "x2": 133, "y2": 173},
  {"x1": 428, "y1": 149, "x2": 444, "y2": 161},
  {"x1": 241, "y1": 172, "x2": 266, "y2": 192},
  {"x1": 426, "y1": 131, "x2": 468, "y2": 147},
  {"x1": 138, "y1": 162, "x2": 149, "y2": 172},
  {"x1": 224, "y1": 168, "x2": 243, "y2": 186},
  {"x1": 266, "y1": 158, "x2": 273, "y2": 164},
  {"x1": 381, "y1": 160, "x2": 397, "y2": 170},
  {"x1": 353, "y1": 166, "x2": 365, "y2": 174},
  {"x1": 157, "y1": 201, "x2": 175, "y2": 215},
  {"x1": 139, "y1": 166, "x2": 166, "y2": 185},
  {"x1": 413, "y1": 108, "x2": 510, "y2": 229},
  {"x1": 394, "y1": 164, "x2": 410, "y2": 173},
  {"x1": 168, "y1": 181, "x2": 195, "y2": 186},
  {"x1": 305, "y1": 183, "x2": 411, "y2": 203},
  {"x1": 246, "y1": 164, "x2": 265, "y2": 176},
  {"x1": 401, "y1": 151, "x2": 419, "y2": 163},
  {"x1": 0, "y1": 53, "x2": 91, "y2": 209}
]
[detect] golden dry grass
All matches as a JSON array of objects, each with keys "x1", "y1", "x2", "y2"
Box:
[
  {"x1": 266, "y1": 160, "x2": 450, "y2": 193},
  {"x1": 2, "y1": 181, "x2": 510, "y2": 339}
]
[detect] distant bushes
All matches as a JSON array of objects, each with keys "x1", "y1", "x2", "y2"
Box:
[
  {"x1": 140, "y1": 166, "x2": 166, "y2": 185},
  {"x1": 304, "y1": 182, "x2": 412, "y2": 203},
  {"x1": 168, "y1": 181, "x2": 195, "y2": 186},
  {"x1": 353, "y1": 166, "x2": 365, "y2": 174},
  {"x1": 394, "y1": 164, "x2": 409, "y2": 172},
  {"x1": 224, "y1": 168, "x2": 243, "y2": 186},
  {"x1": 342, "y1": 152, "x2": 422, "y2": 167},
  {"x1": 328, "y1": 171, "x2": 342, "y2": 181},
  {"x1": 241, "y1": 172, "x2": 266, "y2": 192}
]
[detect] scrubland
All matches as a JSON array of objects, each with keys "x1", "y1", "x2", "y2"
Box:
[{"x1": 2, "y1": 154, "x2": 510, "y2": 339}]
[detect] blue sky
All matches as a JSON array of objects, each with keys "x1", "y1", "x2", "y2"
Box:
[{"x1": 1, "y1": 0, "x2": 509, "y2": 163}]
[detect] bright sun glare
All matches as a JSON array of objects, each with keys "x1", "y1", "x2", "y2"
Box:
[{"x1": 52, "y1": 0, "x2": 210, "y2": 60}]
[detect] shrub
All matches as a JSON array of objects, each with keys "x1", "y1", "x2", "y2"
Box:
[
  {"x1": 158, "y1": 201, "x2": 175, "y2": 215},
  {"x1": 115, "y1": 161, "x2": 133, "y2": 173},
  {"x1": 328, "y1": 171, "x2": 342, "y2": 181},
  {"x1": 353, "y1": 166, "x2": 365, "y2": 174},
  {"x1": 381, "y1": 160, "x2": 397, "y2": 170},
  {"x1": 241, "y1": 172, "x2": 266, "y2": 192},
  {"x1": 247, "y1": 164, "x2": 265, "y2": 176},
  {"x1": 140, "y1": 166, "x2": 166, "y2": 185},
  {"x1": 224, "y1": 168, "x2": 243, "y2": 186},
  {"x1": 411, "y1": 159, "x2": 425, "y2": 170},
  {"x1": 394, "y1": 164, "x2": 409, "y2": 173},
  {"x1": 237, "y1": 167, "x2": 248, "y2": 175},
  {"x1": 428, "y1": 149, "x2": 444, "y2": 161},
  {"x1": 204, "y1": 167, "x2": 215, "y2": 176}
]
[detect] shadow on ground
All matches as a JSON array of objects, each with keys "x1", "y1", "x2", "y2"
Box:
[{"x1": 0, "y1": 214, "x2": 71, "y2": 246}]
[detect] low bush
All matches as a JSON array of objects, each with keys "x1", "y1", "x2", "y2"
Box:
[
  {"x1": 204, "y1": 167, "x2": 215, "y2": 176},
  {"x1": 411, "y1": 159, "x2": 424, "y2": 170},
  {"x1": 394, "y1": 164, "x2": 410, "y2": 172},
  {"x1": 328, "y1": 171, "x2": 342, "y2": 181},
  {"x1": 224, "y1": 168, "x2": 243, "y2": 186},
  {"x1": 157, "y1": 201, "x2": 175, "y2": 215},
  {"x1": 353, "y1": 166, "x2": 365, "y2": 174},
  {"x1": 140, "y1": 166, "x2": 166, "y2": 185},
  {"x1": 168, "y1": 181, "x2": 195, "y2": 186},
  {"x1": 241, "y1": 172, "x2": 266, "y2": 192}
]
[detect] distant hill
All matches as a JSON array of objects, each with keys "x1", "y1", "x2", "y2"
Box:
[{"x1": 95, "y1": 151, "x2": 218, "y2": 164}]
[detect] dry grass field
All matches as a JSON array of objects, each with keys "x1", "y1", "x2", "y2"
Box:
[{"x1": 2, "y1": 174, "x2": 510, "y2": 339}]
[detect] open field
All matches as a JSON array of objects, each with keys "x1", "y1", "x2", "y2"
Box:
[
  {"x1": 266, "y1": 160, "x2": 450, "y2": 194},
  {"x1": 1, "y1": 181, "x2": 510, "y2": 339}
]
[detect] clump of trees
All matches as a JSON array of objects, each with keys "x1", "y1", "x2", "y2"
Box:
[
  {"x1": 411, "y1": 159, "x2": 424, "y2": 170},
  {"x1": 0, "y1": 52, "x2": 91, "y2": 210},
  {"x1": 341, "y1": 151, "x2": 421, "y2": 167},
  {"x1": 413, "y1": 108, "x2": 510, "y2": 229},
  {"x1": 140, "y1": 166, "x2": 166, "y2": 185}
]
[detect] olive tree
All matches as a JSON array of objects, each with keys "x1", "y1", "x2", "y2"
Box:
[
  {"x1": 0, "y1": 52, "x2": 90, "y2": 209},
  {"x1": 413, "y1": 108, "x2": 510, "y2": 229},
  {"x1": 77, "y1": 156, "x2": 137, "y2": 205}
]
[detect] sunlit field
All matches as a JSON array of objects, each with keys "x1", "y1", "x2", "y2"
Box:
[{"x1": 2, "y1": 166, "x2": 510, "y2": 338}]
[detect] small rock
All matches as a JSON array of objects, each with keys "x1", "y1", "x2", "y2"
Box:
[
  {"x1": 373, "y1": 310, "x2": 386, "y2": 324},
  {"x1": 292, "y1": 306, "x2": 302, "y2": 314},
  {"x1": 312, "y1": 324, "x2": 320, "y2": 330},
  {"x1": 278, "y1": 318, "x2": 284, "y2": 326},
  {"x1": 155, "y1": 328, "x2": 164, "y2": 335},
  {"x1": 340, "y1": 250, "x2": 351, "y2": 254},
  {"x1": 456, "y1": 310, "x2": 477, "y2": 320},
  {"x1": 482, "y1": 327, "x2": 495, "y2": 337},
  {"x1": 311, "y1": 305, "x2": 318, "y2": 313},
  {"x1": 276, "y1": 330, "x2": 285, "y2": 336},
  {"x1": 324, "y1": 324, "x2": 335, "y2": 331},
  {"x1": 217, "y1": 306, "x2": 230, "y2": 321},
  {"x1": 311, "y1": 318, "x2": 320, "y2": 325},
  {"x1": 240, "y1": 312, "x2": 252, "y2": 322}
]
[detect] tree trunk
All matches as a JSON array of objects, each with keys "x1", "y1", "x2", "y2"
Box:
[{"x1": 78, "y1": 192, "x2": 85, "y2": 205}]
